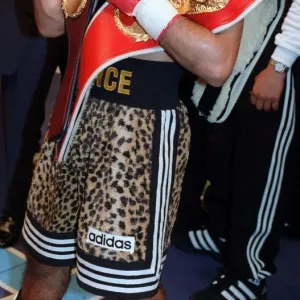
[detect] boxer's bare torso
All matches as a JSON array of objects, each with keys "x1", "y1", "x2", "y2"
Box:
[{"x1": 135, "y1": 52, "x2": 174, "y2": 62}]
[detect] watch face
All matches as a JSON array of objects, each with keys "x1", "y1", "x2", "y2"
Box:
[{"x1": 275, "y1": 63, "x2": 285, "y2": 72}]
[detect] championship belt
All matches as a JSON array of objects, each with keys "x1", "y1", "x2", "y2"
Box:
[
  {"x1": 50, "y1": 0, "x2": 263, "y2": 162},
  {"x1": 48, "y1": 0, "x2": 100, "y2": 143}
]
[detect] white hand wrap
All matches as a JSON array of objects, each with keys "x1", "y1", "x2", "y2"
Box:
[{"x1": 133, "y1": 0, "x2": 180, "y2": 41}]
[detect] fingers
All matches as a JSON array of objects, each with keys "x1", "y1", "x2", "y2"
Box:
[
  {"x1": 271, "y1": 99, "x2": 279, "y2": 111},
  {"x1": 250, "y1": 92, "x2": 257, "y2": 106},
  {"x1": 263, "y1": 100, "x2": 271, "y2": 112},
  {"x1": 250, "y1": 91, "x2": 279, "y2": 112},
  {"x1": 255, "y1": 98, "x2": 264, "y2": 111}
]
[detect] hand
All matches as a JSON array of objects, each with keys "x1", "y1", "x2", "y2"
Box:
[
  {"x1": 250, "y1": 64, "x2": 286, "y2": 112},
  {"x1": 108, "y1": 0, "x2": 180, "y2": 41},
  {"x1": 108, "y1": 0, "x2": 139, "y2": 16}
]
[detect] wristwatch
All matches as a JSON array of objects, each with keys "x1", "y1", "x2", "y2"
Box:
[{"x1": 269, "y1": 59, "x2": 289, "y2": 74}]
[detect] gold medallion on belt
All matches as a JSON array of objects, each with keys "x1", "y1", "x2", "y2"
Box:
[{"x1": 114, "y1": 0, "x2": 230, "y2": 42}]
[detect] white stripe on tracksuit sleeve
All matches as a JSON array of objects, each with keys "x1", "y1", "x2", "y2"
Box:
[{"x1": 272, "y1": 0, "x2": 300, "y2": 67}]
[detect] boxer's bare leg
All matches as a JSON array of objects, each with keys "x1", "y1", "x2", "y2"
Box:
[{"x1": 21, "y1": 253, "x2": 71, "y2": 300}]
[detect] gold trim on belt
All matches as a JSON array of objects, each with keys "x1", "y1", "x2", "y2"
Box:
[
  {"x1": 170, "y1": 0, "x2": 229, "y2": 14},
  {"x1": 61, "y1": 0, "x2": 87, "y2": 18}
]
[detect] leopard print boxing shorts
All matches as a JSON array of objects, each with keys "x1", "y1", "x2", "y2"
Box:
[{"x1": 22, "y1": 58, "x2": 191, "y2": 299}]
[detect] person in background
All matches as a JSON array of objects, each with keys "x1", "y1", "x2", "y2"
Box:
[
  {"x1": 251, "y1": 0, "x2": 300, "y2": 239},
  {"x1": 0, "y1": 0, "x2": 68, "y2": 248},
  {"x1": 173, "y1": 1, "x2": 299, "y2": 299}
]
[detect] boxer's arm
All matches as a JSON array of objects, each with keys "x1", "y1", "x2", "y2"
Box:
[
  {"x1": 33, "y1": 0, "x2": 65, "y2": 37},
  {"x1": 110, "y1": 0, "x2": 244, "y2": 87},
  {"x1": 160, "y1": 17, "x2": 244, "y2": 87}
]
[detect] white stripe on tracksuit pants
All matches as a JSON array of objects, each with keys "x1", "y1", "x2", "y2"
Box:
[{"x1": 246, "y1": 70, "x2": 295, "y2": 280}]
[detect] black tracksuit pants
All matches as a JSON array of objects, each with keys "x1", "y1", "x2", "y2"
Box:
[
  {"x1": 175, "y1": 28, "x2": 297, "y2": 281},
  {"x1": 206, "y1": 51, "x2": 296, "y2": 280}
]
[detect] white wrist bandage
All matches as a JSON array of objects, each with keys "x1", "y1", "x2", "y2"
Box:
[{"x1": 133, "y1": 0, "x2": 179, "y2": 41}]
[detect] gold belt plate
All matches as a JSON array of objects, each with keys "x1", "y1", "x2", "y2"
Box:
[{"x1": 170, "y1": 0, "x2": 229, "y2": 14}]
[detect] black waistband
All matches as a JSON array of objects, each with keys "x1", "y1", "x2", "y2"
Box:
[{"x1": 90, "y1": 58, "x2": 183, "y2": 110}]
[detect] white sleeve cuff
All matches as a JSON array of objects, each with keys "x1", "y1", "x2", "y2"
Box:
[{"x1": 271, "y1": 46, "x2": 298, "y2": 68}]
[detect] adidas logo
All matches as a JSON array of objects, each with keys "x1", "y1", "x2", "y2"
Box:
[{"x1": 87, "y1": 227, "x2": 135, "y2": 254}]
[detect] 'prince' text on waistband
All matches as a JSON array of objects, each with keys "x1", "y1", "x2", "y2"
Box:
[{"x1": 95, "y1": 67, "x2": 132, "y2": 96}]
